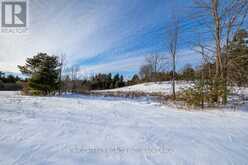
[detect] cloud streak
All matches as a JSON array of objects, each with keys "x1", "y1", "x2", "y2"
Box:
[{"x1": 0, "y1": 0, "x2": 198, "y2": 77}]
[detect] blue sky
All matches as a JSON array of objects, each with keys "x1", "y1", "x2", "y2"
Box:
[{"x1": 0, "y1": 0, "x2": 203, "y2": 78}]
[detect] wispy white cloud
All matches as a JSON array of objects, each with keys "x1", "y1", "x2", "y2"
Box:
[
  {"x1": 79, "y1": 48, "x2": 202, "y2": 79},
  {"x1": 0, "y1": 0, "x2": 131, "y2": 71},
  {"x1": 0, "y1": 0, "x2": 199, "y2": 77}
]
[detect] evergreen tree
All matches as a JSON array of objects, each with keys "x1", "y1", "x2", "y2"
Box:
[
  {"x1": 128, "y1": 74, "x2": 140, "y2": 85},
  {"x1": 227, "y1": 29, "x2": 248, "y2": 86},
  {"x1": 107, "y1": 73, "x2": 112, "y2": 89},
  {"x1": 181, "y1": 64, "x2": 195, "y2": 81},
  {"x1": 18, "y1": 53, "x2": 60, "y2": 95},
  {"x1": 113, "y1": 74, "x2": 120, "y2": 88}
]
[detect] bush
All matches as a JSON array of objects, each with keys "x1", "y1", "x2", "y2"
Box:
[
  {"x1": 205, "y1": 79, "x2": 226, "y2": 104},
  {"x1": 29, "y1": 90, "x2": 44, "y2": 96},
  {"x1": 177, "y1": 79, "x2": 228, "y2": 108},
  {"x1": 177, "y1": 80, "x2": 205, "y2": 107}
]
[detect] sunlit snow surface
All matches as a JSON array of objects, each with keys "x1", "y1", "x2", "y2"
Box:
[
  {"x1": 0, "y1": 91, "x2": 248, "y2": 165},
  {"x1": 95, "y1": 81, "x2": 193, "y2": 94}
]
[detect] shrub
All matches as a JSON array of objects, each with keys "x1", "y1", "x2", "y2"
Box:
[{"x1": 178, "y1": 79, "x2": 229, "y2": 108}]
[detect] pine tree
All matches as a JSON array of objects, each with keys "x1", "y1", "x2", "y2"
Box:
[
  {"x1": 128, "y1": 74, "x2": 140, "y2": 85},
  {"x1": 227, "y1": 29, "x2": 248, "y2": 86},
  {"x1": 181, "y1": 64, "x2": 195, "y2": 81},
  {"x1": 113, "y1": 74, "x2": 120, "y2": 88},
  {"x1": 18, "y1": 53, "x2": 60, "y2": 95}
]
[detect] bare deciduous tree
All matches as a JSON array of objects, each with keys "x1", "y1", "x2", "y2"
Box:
[
  {"x1": 193, "y1": 0, "x2": 248, "y2": 74},
  {"x1": 167, "y1": 16, "x2": 180, "y2": 100},
  {"x1": 70, "y1": 66, "x2": 80, "y2": 82},
  {"x1": 146, "y1": 53, "x2": 166, "y2": 74},
  {"x1": 139, "y1": 53, "x2": 168, "y2": 81},
  {"x1": 63, "y1": 65, "x2": 81, "y2": 93},
  {"x1": 193, "y1": 0, "x2": 248, "y2": 103},
  {"x1": 58, "y1": 53, "x2": 67, "y2": 95},
  {"x1": 139, "y1": 64, "x2": 153, "y2": 81}
]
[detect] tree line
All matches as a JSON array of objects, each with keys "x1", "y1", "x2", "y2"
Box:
[
  {"x1": 17, "y1": 53, "x2": 127, "y2": 95},
  {"x1": 16, "y1": 51, "x2": 199, "y2": 95},
  {"x1": 0, "y1": 72, "x2": 23, "y2": 91},
  {"x1": 15, "y1": 51, "x2": 201, "y2": 95},
  {"x1": 16, "y1": 27, "x2": 248, "y2": 99},
  {"x1": 63, "y1": 73, "x2": 126, "y2": 93}
]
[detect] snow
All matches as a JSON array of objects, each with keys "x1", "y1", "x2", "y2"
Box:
[
  {"x1": 232, "y1": 87, "x2": 248, "y2": 96},
  {"x1": 95, "y1": 81, "x2": 193, "y2": 94},
  {"x1": 96, "y1": 81, "x2": 248, "y2": 97},
  {"x1": 0, "y1": 91, "x2": 248, "y2": 165}
]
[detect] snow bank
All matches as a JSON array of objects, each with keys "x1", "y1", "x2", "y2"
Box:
[
  {"x1": 95, "y1": 81, "x2": 193, "y2": 94},
  {"x1": 0, "y1": 91, "x2": 248, "y2": 165}
]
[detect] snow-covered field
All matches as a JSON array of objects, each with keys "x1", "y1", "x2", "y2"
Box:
[
  {"x1": 0, "y1": 91, "x2": 248, "y2": 165},
  {"x1": 95, "y1": 81, "x2": 193, "y2": 94}
]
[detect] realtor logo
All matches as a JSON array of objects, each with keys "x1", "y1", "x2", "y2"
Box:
[
  {"x1": 2, "y1": 1, "x2": 27, "y2": 27},
  {"x1": 1, "y1": 0, "x2": 28, "y2": 34}
]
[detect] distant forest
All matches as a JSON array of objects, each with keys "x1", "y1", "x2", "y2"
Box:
[{"x1": 0, "y1": 72, "x2": 23, "y2": 91}]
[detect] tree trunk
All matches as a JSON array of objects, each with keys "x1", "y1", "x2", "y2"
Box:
[
  {"x1": 212, "y1": 0, "x2": 223, "y2": 77},
  {"x1": 172, "y1": 52, "x2": 176, "y2": 100},
  {"x1": 59, "y1": 67, "x2": 62, "y2": 95}
]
